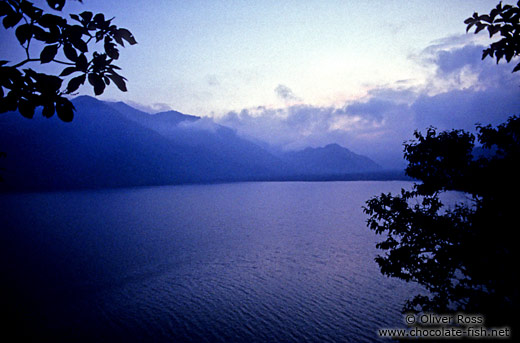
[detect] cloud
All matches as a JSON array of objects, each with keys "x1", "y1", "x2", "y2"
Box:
[
  {"x1": 412, "y1": 41, "x2": 520, "y2": 131},
  {"x1": 434, "y1": 44, "x2": 484, "y2": 75},
  {"x1": 178, "y1": 117, "x2": 221, "y2": 132},
  {"x1": 215, "y1": 40, "x2": 519, "y2": 169},
  {"x1": 218, "y1": 102, "x2": 410, "y2": 168},
  {"x1": 274, "y1": 84, "x2": 301, "y2": 102},
  {"x1": 412, "y1": 84, "x2": 520, "y2": 132},
  {"x1": 125, "y1": 101, "x2": 173, "y2": 113},
  {"x1": 345, "y1": 98, "x2": 408, "y2": 121}
]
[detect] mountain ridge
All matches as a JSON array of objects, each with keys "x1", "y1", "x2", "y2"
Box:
[{"x1": 0, "y1": 96, "x2": 397, "y2": 191}]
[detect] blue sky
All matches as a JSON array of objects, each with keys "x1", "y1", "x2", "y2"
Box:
[
  {"x1": 31, "y1": 0, "x2": 501, "y2": 114},
  {"x1": 1, "y1": 0, "x2": 519, "y2": 167}
]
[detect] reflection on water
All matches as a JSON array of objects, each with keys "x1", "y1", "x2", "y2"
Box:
[{"x1": 1, "y1": 181, "x2": 422, "y2": 342}]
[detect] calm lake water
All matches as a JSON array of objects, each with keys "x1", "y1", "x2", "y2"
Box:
[{"x1": 1, "y1": 181, "x2": 422, "y2": 342}]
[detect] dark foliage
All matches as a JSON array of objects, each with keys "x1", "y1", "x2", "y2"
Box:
[
  {"x1": 364, "y1": 3, "x2": 519, "y2": 330},
  {"x1": 465, "y1": 0, "x2": 520, "y2": 73},
  {"x1": 364, "y1": 118, "x2": 519, "y2": 327},
  {"x1": 0, "y1": 0, "x2": 136, "y2": 121}
]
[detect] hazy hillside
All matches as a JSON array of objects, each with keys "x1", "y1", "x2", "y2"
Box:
[
  {"x1": 0, "y1": 96, "x2": 385, "y2": 191},
  {"x1": 282, "y1": 143, "x2": 382, "y2": 175},
  {"x1": 107, "y1": 101, "x2": 200, "y2": 133}
]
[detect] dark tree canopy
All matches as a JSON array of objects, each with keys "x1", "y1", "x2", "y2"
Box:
[
  {"x1": 0, "y1": 0, "x2": 137, "y2": 121},
  {"x1": 465, "y1": 0, "x2": 520, "y2": 73},
  {"x1": 364, "y1": 118, "x2": 519, "y2": 326},
  {"x1": 364, "y1": 1, "x2": 519, "y2": 330}
]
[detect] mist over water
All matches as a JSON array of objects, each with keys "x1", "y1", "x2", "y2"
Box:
[{"x1": 2, "y1": 181, "x2": 422, "y2": 342}]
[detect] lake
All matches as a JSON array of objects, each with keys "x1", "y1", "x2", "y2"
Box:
[{"x1": 1, "y1": 181, "x2": 422, "y2": 342}]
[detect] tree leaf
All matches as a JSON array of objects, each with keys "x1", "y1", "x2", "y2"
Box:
[
  {"x1": 71, "y1": 38, "x2": 88, "y2": 53},
  {"x1": 67, "y1": 73, "x2": 86, "y2": 93},
  {"x1": 56, "y1": 98, "x2": 75, "y2": 122},
  {"x1": 63, "y1": 43, "x2": 78, "y2": 61},
  {"x1": 482, "y1": 49, "x2": 493, "y2": 60},
  {"x1": 113, "y1": 31, "x2": 124, "y2": 46},
  {"x1": 94, "y1": 30, "x2": 104, "y2": 42},
  {"x1": 59, "y1": 66, "x2": 77, "y2": 77},
  {"x1": 478, "y1": 14, "x2": 493, "y2": 23},
  {"x1": 117, "y1": 28, "x2": 137, "y2": 45},
  {"x1": 38, "y1": 13, "x2": 66, "y2": 28},
  {"x1": 18, "y1": 99, "x2": 35, "y2": 119},
  {"x1": 88, "y1": 73, "x2": 105, "y2": 95},
  {"x1": 475, "y1": 23, "x2": 487, "y2": 34},
  {"x1": 38, "y1": 74, "x2": 63, "y2": 92},
  {"x1": 65, "y1": 25, "x2": 85, "y2": 43},
  {"x1": 46, "y1": 0, "x2": 66, "y2": 11},
  {"x1": 0, "y1": 92, "x2": 18, "y2": 112},
  {"x1": 15, "y1": 24, "x2": 32, "y2": 45},
  {"x1": 2, "y1": 12, "x2": 22, "y2": 29},
  {"x1": 0, "y1": 2, "x2": 14, "y2": 17},
  {"x1": 79, "y1": 11, "x2": 93, "y2": 23},
  {"x1": 104, "y1": 37, "x2": 119, "y2": 59},
  {"x1": 42, "y1": 103, "x2": 55, "y2": 118},
  {"x1": 496, "y1": 50, "x2": 504, "y2": 63},
  {"x1": 107, "y1": 73, "x2": 127, "y2": 92},
  {"x1": 487, "y1": 25, "x2": 500, "y2": 37},
  {"x1": 31, "y1": 25, "x2": 48, "y2": 42},
  {"x1": 21, "y1": 2, "x2": 43, "y2": 21},
  {"x1": 40, "y1": 44, "x2": 59, "y2": 63},
  {"x1": 76, "y1": 53, "x2": 88, "y2": 71},
  {"x1": 490, "y1": 8, "x2": 501, "y2": 19},
  {"x1": 93, "y1": 13, "x2": 105, "y2": 25}
]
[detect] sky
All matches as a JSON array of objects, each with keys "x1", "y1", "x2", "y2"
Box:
[{"x1": 1, "y1": 0, "x2": 519, "y2": 167}]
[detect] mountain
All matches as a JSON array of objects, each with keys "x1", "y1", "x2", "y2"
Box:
[
  {"x1": 106, "y1": 101, "x2": 199, "y2": 133},
  {"x1": 107, "y1": 100, "x2": 292, "y2": 177},
  {"x1": 282, "y1": 143, "x2": 382, "y2": 175},
  {"x1": 1, "y1": 96, "x2": 199, "y2": 190},
  {"x1": 0, "y1": 96, "x2": 384, "y2": 191}
]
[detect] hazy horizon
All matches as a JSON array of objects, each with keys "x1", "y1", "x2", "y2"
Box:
[{"x1": 1, "y1": 1, "x2": 518, "y2": 169}]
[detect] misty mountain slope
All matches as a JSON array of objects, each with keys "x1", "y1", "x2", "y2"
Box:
[
  {"x1": 0, "y1": 96, "x2": 210, "y2": 190},
  {"x1": 107, "y1": 99, "x2": 292, "y2": 178},
  {"x1": 282, "y1": 143, "x2": 382, "y2": 175},
  {"x1": 107, "y1": 98, "x2": 291, "y2": 178},
  {"x1": 107, "y1": 101, "x2": 199, "y2": 132},
  {"x1": 106, "y1": 103, "x2": 382, "y2": 178},
  {"x1": 1, "y1": 96, "x2": 387, "y2": 191},
  {"x1": 0, "y1": 96, "x2": 289, "y2": 190}
]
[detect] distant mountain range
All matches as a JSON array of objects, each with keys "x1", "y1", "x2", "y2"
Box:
[{"x1": 0, "y1": 96, "x2": 405, "y2": 191}]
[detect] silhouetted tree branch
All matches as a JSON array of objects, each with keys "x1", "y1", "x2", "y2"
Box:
[
  {"x1": 364, "y1": 1, "x2": 519, "y2": 330},
  {"x1": 465, "y1": 0, "x2": 520, "y2": 73},
  {"x1": 364, "y1": 118, "x2": 519, "y2": 326},
  {"x1": 0, "y1": 0, "x2": 137, "y2": 121}
]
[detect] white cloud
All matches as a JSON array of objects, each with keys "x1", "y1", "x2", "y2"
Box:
[
  {"x1": 124, "y1": 101, "x2": 173, "y2": 114},
  {"x1": 215, "y1": 39, "x2": 520, "y2": 169}
]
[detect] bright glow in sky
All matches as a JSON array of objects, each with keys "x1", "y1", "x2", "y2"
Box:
[{"x1": 7, "y1": 0, "x2": 496, "y2": 116}]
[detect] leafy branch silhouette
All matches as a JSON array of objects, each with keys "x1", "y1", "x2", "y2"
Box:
[{"x1": 0, "y1": 0, "x2": 137, "y2": 121}]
